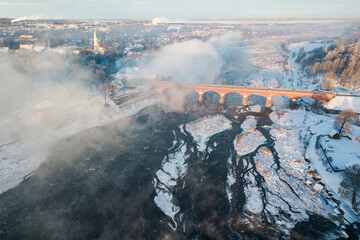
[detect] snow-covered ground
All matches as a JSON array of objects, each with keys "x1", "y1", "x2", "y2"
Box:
[
  {"x1": 244, "y1": 40, "x2": 331, "y2": 91},
  {"x1": 249, "y1": 55, "x2": 283, "y2": 71},
  {"x1": 288, "y1": 41, "x2": 331, "y2": 90},
  {"x1": 245, "y1": 38, "x2": 360, "y2": 112},
  {"x1": 248, "y1": 146, "x2": 334, "y2": 233},
  {"x1": 267, "y1": 110, "x2": 340, "y2": 233},
  {"x1": 324, "y1": 96, "x2": 360, "y2": 113},
  {"x1": 319, "y1": 136, "x2": 360, "y2": 170},
  {"x1": 271, "y1": 108, "x2": 360, "y2": 225},
  {"x1": 0, "y1": 96, "x2": 156, "y2": 194},
  {"x1": 228, "y1": 107, "x2": 358, "y2": 236},
  {"x1": 244, "y1": 39, "x2": 288, "y2": 88}
]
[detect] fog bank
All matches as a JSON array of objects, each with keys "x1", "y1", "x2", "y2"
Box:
[{"x1": 142, "y1": 33, "x2": 243, "y2": 84}]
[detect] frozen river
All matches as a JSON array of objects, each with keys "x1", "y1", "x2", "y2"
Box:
[{"x1": 0, "y1": 101, "x2": 358, "y2": 239}]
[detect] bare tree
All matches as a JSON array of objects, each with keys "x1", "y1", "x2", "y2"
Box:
[
  {"x1": 340, "y1": 164, "x2": 360, "y2": 210},
  {"x1": 322, "y1": 76, "x2": 336, "y2": 90},
  {"x1": 95, "y1": 68, "x2": 107, "y2": 105},
  {"x1": 335, "y1": 109, "x2": 359, "y2": 135}
]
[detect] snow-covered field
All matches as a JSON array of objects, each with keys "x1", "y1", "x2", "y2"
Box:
[
  {"x1": 266, "y1": 110, "x2": 339, "y2": 232},
  {"x1": 244, "y1": 39, "x2": 288, "y2": 88},
  {"x1": 0, "y1": 96, "x2": 156, "y2": 194},
  {"x1": 325, "y1": 96, "x2": 360, "y2": 113},
  {"x1": 319, "y1": 136, "x2": 360, "y2": 170},
  {"x1": 288, "y1": 41, "x2": 331, "y2": 90},
  {"x1": 244, "y1": 39, "x2": 331, "y2": 91},
  {"x1": 249, "y1": 55, "x2": 283, "y2": 71},
  {"x1": 245, "y1": 39, "x2": 360, "y2": 114}
]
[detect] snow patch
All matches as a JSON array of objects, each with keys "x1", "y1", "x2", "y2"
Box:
[
  {"x1": 243, "y1": 170, "x2": 263, "y2": 214},
  {"x1": 153, "y1": 138, "x2": 189, "y2": 229},
  {"x1": 186, "y1": 114, "x2": 231, "y2": 152},
  {"x1": 319, "y1": 136, "x2": 360, "y2": 171},
  {"x1": 234, "y1": 116, "x2": 265, "y2": 157},
  {"x1": 324, "y1": 96, "x2": 360, "y2": 113},
  {"x1": 249, "y1": 105, "x2": 262, "y2": 113},
  {"x1": 234, "y1": 131, "x2": 266, "y2": 156},
  {"x1": 226, "y1": 155, "x2": 236, "y2": 203}
]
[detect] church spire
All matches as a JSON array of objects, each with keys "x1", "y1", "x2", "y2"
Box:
[{"x1": 93, "y1": 30, "x2": 99, "y2": 51}]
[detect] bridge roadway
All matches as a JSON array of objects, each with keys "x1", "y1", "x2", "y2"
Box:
[{"x1": 152, "y1": 82, "x2": 337, "y2": 107}]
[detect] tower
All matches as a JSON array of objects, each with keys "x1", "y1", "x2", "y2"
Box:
[{"x1": 93, "y1": 30, "x2": 99, "y2": 51}]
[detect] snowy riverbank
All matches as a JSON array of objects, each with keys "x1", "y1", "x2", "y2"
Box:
[
  {"x1": 271, "y1": 108, "x2": 360, "y2": 227},
  {"x1": 324, "y1": 96, "x2": 360, "y2": 113},
  {"x1": 0, "y1": 96, "x2": 156, "y2": 194}
]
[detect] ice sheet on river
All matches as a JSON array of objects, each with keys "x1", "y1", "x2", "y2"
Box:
[
  {"x1": 227, "y1": 112, "x2": 337, "y2": 236},
  {"x1": 247, "y1": 147, "x2": 333, "y2": 233},
  {"x1": 265, "y1": 109, "x2": 353, "y2": 233},
  {"x1": 154, "y1": 115, "x2": 233, "y2": 229},
  {"x1": 234, "y1": 116, "x2": 266, "y2": 156},
  {"x1": 227, "y1": 116, "x2": 266, "y2": 205},
  {"x1": 186, "y1": 114, "x2": 232, "y2": 152},
  {"x1": 153, "y1": 137, "x2": 188, "y2": 229}
]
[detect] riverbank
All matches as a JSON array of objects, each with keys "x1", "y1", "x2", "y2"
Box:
[{"x1": 0, "y1": 95, "x2": 157, "y2": 194}]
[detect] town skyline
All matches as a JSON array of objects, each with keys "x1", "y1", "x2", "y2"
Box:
[{"x1": 1, "y1": 0, "x2": 359, "y2": 20}]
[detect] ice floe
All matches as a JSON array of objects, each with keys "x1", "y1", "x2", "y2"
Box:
[
  {"x1": 153, "y1": 138, "x2": 188, "y2": 229},
  {"x1": 186, "y1": 114, "x2": 232, "y2": 152}
]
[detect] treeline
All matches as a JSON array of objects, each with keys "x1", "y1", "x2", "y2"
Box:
[
  {"x1": 295, "y1": 32, "x2": 360, "y2": 89},
  {"x1": 78, "y1": 49, "x2": 122, "y2": 84}
]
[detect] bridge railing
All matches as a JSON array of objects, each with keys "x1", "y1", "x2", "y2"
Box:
[{"x1": 152, "y1": 82, "x2": 336, "y2": 95}]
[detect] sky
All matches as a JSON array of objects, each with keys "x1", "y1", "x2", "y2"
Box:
[{"x1": 0, "y1": 0, "x2": 359, "y2": 20}]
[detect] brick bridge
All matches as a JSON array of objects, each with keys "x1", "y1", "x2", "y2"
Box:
[{"x1": 152, "y1": 82, "x2": 336, "y2": 107}]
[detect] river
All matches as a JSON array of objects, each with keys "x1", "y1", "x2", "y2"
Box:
[{"x1": 0, "y1": 97, "x2": 358, "y2": 239}]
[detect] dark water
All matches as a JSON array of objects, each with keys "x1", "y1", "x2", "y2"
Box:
[{"x1": 0, "y1": 100, "x2": 358, "y2": 240}]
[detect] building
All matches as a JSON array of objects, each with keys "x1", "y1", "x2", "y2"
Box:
[{"x1": 93, "y1": 30, "x2": 105, "y2": 54}]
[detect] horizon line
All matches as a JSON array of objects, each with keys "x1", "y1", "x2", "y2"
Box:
[{"x1": 3, "y1": 17, "x2": 360, "y2": 21}]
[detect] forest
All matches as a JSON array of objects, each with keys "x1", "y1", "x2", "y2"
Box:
[{"x1": 295, "y1": 32, "x2": 360, "y2": 90}]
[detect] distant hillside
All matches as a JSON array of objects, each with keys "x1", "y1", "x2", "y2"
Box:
[
  {"x1": 0, "y1": 18, "x2": 12, "y2": 25},
  {"x1": 295, "y1": 32, "x2": 360, "y2": 90},
  {"x1": 0, "y1": 18, "x2": 12, "y2": 22}
]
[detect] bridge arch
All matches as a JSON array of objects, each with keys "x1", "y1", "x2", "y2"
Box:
[
  {"x1": 225, "y1": 92, "x2": 243, "y2": 106},
  {"x1": 203, "y1": 91, "x2": 221, "y2": 104},
  {"x1": 248, "y1": 93, "x2": 267, "y2": 106},
  {"x1": 271, "y1": 95, "x2": 291, "y2": 107},
  {"x1": 295, "y1": 97, "x2": 317, "y2": 108},
  {"x1": 184, "y1": 89, "x2": 200, "y2": 105}
]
